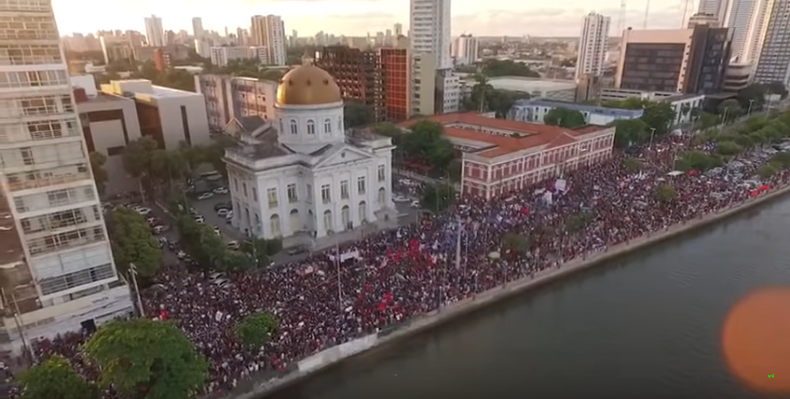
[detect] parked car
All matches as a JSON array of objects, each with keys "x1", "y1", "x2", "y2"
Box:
[
  {"x1": 286, "y1": 246, "x2": 309, "y2": 256},
  {"x1": 193, "y1": 216, "x2": 205, "y2": 224},
  {"x1": 152, "y1": 225, "x2": 169, "y2": 234},
  {"x1": 217, "y1": 208, "x2": 230, "y2": 217},
  {"x1": 410, "y1": 200, "x2": 421, "y2": 208},
  {"x1": 392, "y1": 194, "x2": 410, "y2": 203},
  {"x1": 197, "y1": 192, "x2": 214, "y2": 200},
  {"x1": 213, "y1": 186, "x2": 229, "y2": 194},
  {"x1": 177, "y1": 251, "x2": 187, "y2": 259},
  {"x1": 214, "y1": 202, "x2": 232, "y2": 212},
  {"x1": 213, "y1": 226, "x2": 221, "y2": 236},
  {"x1": 227, "y1": 240, "x2": 240, "y2": 250},
  {"x1": 135, "y1": 207, "x2": 152, "y2": 216}
]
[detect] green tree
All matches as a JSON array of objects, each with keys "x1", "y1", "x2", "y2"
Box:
[
  {"x1": 401, "y1": 121, "x2": 455, "y2": 172},
  {"x1": 234, "y1": 312, "x2": 279, "y2": 349},
  {"x1": 543, "y1": 107, "x2": 586, "y2": 128},
  {"x1": 602, "y1": 99, "x2": 675, "y2": 134},
  {"x1": 177, "y1": 215, "x2": 227, "y2": 269},
  {"x1": 151, "y1": 148, "x2": 187, "y2": 189},
  {"x1": 480, "y1": 59, "x2": 540, "y2": 78},
  {"x1": 766, "y1": 81, "x2": 787, "y2": 98},
  {"x1": 89, "y1": 152, "x2": 108, "y2": 196},
  {"x1": 623, "y1": 158, "x2": 642, "y2": 173},
  {"x1": 675, "y1": 150, "x2": 723, "y2": 171},
  {"x1": 736, "y1": 83, "x2": 766, "y2": 110},
  {"x1": 122, "y1": 137, "x2": 160, "y2": 190},
  {"x1": 613, "y1": 119, "x2": 648, "y2": 148},
  {"x1": 718, "y1": 99, "x2": 743, "y2": 123},
  {"x1": 83, "y1": 319, "x2": 208, "y2": 399},
  {"x1": 371, "y1": 122, "x2": 404, "y2": 146},
  {"x1": 565, "y1": 211, "x2": 594, "y2": 233},
  {"x1": 344, "y1": 103, "x2": 375, "y2": 128},
  {"x1": 240, "y1": 237, "x2": 283, "y2": 268},
  {"x1": 715, "y1": 141, "x2": 743, "y2": 156},
  {"x1": 106, "y1": 208, "x2": 162, "y2": 278},
  {"x1": 502, "y1": 232, "x2": 530, "y2": 254},
  {"x1": 462, "y1": 74, "x2": 494, "y2": 113},
  {"x1": 18, "y1": 355, "x2": 97, "y2": 399},
  {"x1": 421, "y1": 183, "x2": 456, "y2": 212},
  {"x1": 695, "y1": 111, "x2": 721, "y2": 131},
  {"x1": 758, "y1": 162, "x2": 781, "y2": 179},
  {"x1": 655, "y1": 184, "x2": 677, "y2": 202}
]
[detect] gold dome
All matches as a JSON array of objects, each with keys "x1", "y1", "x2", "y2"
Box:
[{"x1": 276, "y1": 64, "x2": 342, "y2": 106}]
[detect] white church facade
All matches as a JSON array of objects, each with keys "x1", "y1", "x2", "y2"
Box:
[{"x1": 223, "y1": 61, "x2": 397, "y2": 246}]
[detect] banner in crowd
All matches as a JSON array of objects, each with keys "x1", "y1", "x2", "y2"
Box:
[{"x1": 327, "y1": 249, "x2": 361, "y2": 263}]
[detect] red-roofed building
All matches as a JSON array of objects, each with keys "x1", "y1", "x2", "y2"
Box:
[{"x1": 400, "y1": 113, "x2": 615, "y2": 200}]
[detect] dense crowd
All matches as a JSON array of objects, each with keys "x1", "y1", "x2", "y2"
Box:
[{"x1": 22, "y1": 135, "x2": 790, "y2": 397}]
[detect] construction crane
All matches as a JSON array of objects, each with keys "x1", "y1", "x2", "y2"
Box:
[{"x1": 643, "y1": 0, "x2": 651, "y2": 29}]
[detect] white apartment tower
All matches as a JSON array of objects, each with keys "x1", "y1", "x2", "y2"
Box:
[
  {"x1": 192, "y1": 17, "x2": 204, "y2": 39},
  {"x1": 250, "y1": 15, "x2": 286, "y2": 66},
  {"x1": 144, "y1": 14, "x2": 164, "y2": 47},
  {"x1": 576, "y1": 12, "x2": 611, "y2": 80},
  {"x1": 698, "y1": 0, "x2": 730, "y2": 25},
  {"x1": 753, "y1": 0, "x2": 790, "y2": 85},
  {"x1": 0, "y1": 0, "x2": 133, "y2": 355},
  {"x1": 409, "y1": 0, "x2": 452, "y2": 70},
  {"x1": 452, "y1": 34, "x2": 478, "y2": 66}
]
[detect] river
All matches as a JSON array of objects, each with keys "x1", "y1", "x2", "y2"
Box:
[{"x1": 264, "y1": 196, "x2": 790, "y2": 399}]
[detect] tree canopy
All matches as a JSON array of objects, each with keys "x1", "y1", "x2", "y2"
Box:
[
  {"x1": 176, "y1": 214, "x2": 230, "y2": 270},
  {"x1": 240, "y1": 237, "x2": 283, "y2": 268},
  {"x1": 106, "y1": 208, "x2": 162, "y2": 278},
  {"x1": 480, "y1": 59, "x2": 540, "y2": 78},
  {"x1": 718, "y1": 99, "x2": 743, "y2": 123},
  {"x1": 401, "y1": 121, "x2": 455, "y2": 172},
  {"x1": 421, "y1": 183, "x2": 456, "y2": 212},
  {"x1": 613, "y1": 118, "x2": 648, "y2": 148},
  {"x1": 344, "y1": 103, "x2": 375, "y2": 128},
  {"x1": 234, "y1": 312, "x2": 279, "y2": 349},
  {"x1": 543, "y1": 107, "x2": 586, "y2": 128},
  {"x1": 89, "y1": 152, "x2": 108, "y2": 195},
  {"x1": 461, "y1": 74, "x2": 531, "y2": 117},
  {"x1": 601, "y1": 98, "x2": 676, "y2": 135},
  {"x1": 18, "y1": 355, "x2": 97, "y2": 399},
  {"x1": 655, "y1": 184, "x2": 677, "y2": 202},
  {"x1": 83, "y1": 319, "x2": 208, "y2": 399}
]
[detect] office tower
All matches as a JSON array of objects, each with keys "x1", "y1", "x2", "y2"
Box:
[
  {"x1": 192, "y1": 17, "x2": 204, "y2": 39},
  {"x1": 721, "y1": 0, "x2": 771, "y2": 63},
  {"x1": 575, "y1": 12, "x2": 611, "y2": 80},
  {"x1": 196, "y1": 75, "x2": 279, "y2": 131},
  {"x1": 144, "y1": 14, "x2": 164, "y2": 47},
  {"x1": 698, "y1": 0, "x2": 730, "y2": 25},
  {"x1": 409, "y1": 0, "x2": 452, "y2": 70},
  {"x1": 688, "y1": 12, "x2": 720, "y2": 28},
  {"x1": 0, "y1": 0, "x2": 133, "y2": 355},
  {"x1": 753, "y1": 0, "x2": 790, "y2": 84},
  {"x1": 616, "y1": 26, "x2": 732, "y2": 94},
  {"x1": 451, "y1": 34, "x2": 479, "y2": 66},
  {"x1": 394, "y1": 23, "x2": 403, "y2": 37},
  {"x1": 739, "y1": 0, "x2": 772, "y2": 64},
  {"x1": 250, "y1": 15, "x2": 287, "y2": 66}
]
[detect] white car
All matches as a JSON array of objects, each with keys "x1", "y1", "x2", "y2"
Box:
[
  {"x1": 213, "y1": 226, "x2": 221, "y2": 236},
  {"x1": 392, "y1": 194, "x2": 410, "y2": 203},
  {"x1": 227, "y1": 240, "x2": 240, "y2": 250},
  {"x1": 217, "y1": 208, "x2": 230, "y2": 217},
  {"x1": 135, "y1": 207, "x2": 152, "y2": 216},
  {"x1": 213, "y1": 187, "x2": 229, "y2": 194},
  {"x1": 152, "y1": 225, "x2": 169, "y2": 234},
  {"x1": 197, "y1": 192, "x2": 214, "y2": 200},
  {"x1": 410, "y1": 200, "x2": 421, "y2": 208},
  {"x1": 177, "y1": 250, "x2": 187, "y2": 259},
  {"x1": 193, "y1": 216, "x2": 205, "y2": 224}
]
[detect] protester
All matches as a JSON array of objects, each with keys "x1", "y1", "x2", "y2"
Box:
[{"x1": 24, "y1": 136, "x2": 790, "y2": 397}]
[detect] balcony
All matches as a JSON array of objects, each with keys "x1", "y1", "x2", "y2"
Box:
[
  {"x1": 27, "y1": 226, "x2": 105, "y2": 257},
  {"x1": 7, "y1": 170, "x2": 91, "y2": 192}
]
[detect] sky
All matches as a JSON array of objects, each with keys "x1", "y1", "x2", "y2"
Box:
[{"x1": 52, "y1": 0, "x2": 698, "y2": 38}]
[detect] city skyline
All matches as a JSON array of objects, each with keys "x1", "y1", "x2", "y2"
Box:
[{"x1": 53, "y1": 0, "x2": 693, "y2": 38}]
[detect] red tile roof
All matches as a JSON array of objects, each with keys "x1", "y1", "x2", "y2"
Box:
[{"x1": 400, "y1": 113, "x2": 605, "y2": 159}]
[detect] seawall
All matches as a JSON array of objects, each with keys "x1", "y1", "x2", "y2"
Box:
[{"x1": 220, "y1": 182, "x2": 790, "y2": 399}]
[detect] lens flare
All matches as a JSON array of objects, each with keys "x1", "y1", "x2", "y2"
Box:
[{"x1": 722, "y1": 288, "x2": 790, "y2": 393}]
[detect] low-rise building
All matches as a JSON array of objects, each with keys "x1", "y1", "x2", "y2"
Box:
[
  {"x1": 600, "y1": 88, "x2": 705, "y2": 126},
  {"x1": 487, "y1": 77, "x2": 577, "y2": 102},
  {"x1": 509, "y1": 99, "x2": 644, "y2": 126},
  {"x1": 71, "y1": 76, "x2": 142, "y2": 195},
  {"x1": 195, "y1": 75, "x2": 278, "y2": 132},
  {"x1": 210, "y1": 46, "x2": 268, "y2": 67},
  {"x1": 400, "y1": 113, "x2": 615, "y2": 200},
  {"x1": 100, "y1": 79, "x2": 210, "y2": 149},
  {"x1": 723, "y1": 63, "x2": 752, "y2": 93}
]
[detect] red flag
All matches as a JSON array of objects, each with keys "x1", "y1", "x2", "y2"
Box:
[
  {"x1": 384, "y1": 292, "x2": 393, "y2": 303},
  {"x1": 159, "y1": 309, "x2": 168, "y2": 320},
  {"x1": 750, "y1": 190, "x2": 760, "y2": 197},
  {"x1": 379, "y1": 302, "x2": 387, "y2": 311}
]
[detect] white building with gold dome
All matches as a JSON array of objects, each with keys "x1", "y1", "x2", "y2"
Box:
[{"x1": 222, "y1": 60, "x2": 397, "y2": 246}]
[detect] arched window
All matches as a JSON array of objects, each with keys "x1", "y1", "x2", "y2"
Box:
[
  {"x1": 323, "y1": 210, "x2": 332, "y2": 232},
  {"x1": 289, "y1": 119, "x2": 298, "y2": 135},
  {"x1": 270, "y1": 214, "x2": 281, "y2": 237},
  {"x1": 289, "y1": 209, "x2": 300, "y2": 233},
  {"x1": 341, "y1": 205, "x2": 350, "y2": 230},
  {"x1": 358, "y1": 201, "x2": 367, "y2": 223},
  {"x1": 324, "y1": 118, "x2": 332, "y2": 134},
  {"x1": 307, "y1": 119, "x2": 315, "y2": 135},
  {"x1": 378, "y1": 187, "x2": 386, "y2": 205}
]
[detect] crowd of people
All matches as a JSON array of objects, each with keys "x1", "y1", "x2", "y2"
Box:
[{"x1": 20, "y1": 133, "x2": 790, "y2": 397}]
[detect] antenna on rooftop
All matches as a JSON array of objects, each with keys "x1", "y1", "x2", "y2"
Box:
[{"x1": 643, "y1": 0, "x2": 650, "y2": 29}]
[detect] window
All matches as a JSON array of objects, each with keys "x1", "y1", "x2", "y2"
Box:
[
  {"x1": 306, "y1": 184, "x2": 312, "y2": 203},
  {"x1": 340, "y1": 180, "x2": 349, "y2": 199},
  {"x1": 242, "y1": 183, "x2": 248, "y2": 197},
  {"x1": 338, "y1": 116, "x2": 342, "y2": 131},
  {"x1": 323, "y1": 210, "x2": 332, "y2": 232},
  {"x1": 359, "y1": 201, "x2": 367, "y2": 222},
  {"x1": 289, "y1": 119, "x2": 297, "y2": 134},
  {"x1": 307, "y1": 119, "x2": 315, "y2": 134},
  {"x1": 252, "y1": 187, "x2": 258, "y2": 202},
  {"x1": 377, "y1": 165, "x2": 385, "y2": 182},
  {"x1": 270, "y1": 214, "x2": 281, "y2": 237},
  {"x1": 341, "y1": 205, "x2": 351, "y2": 230},
  {"x1": 321, "y1": 184, "x2": 331, "y2": 203},
  {"x1": 357, "y1": 176, "x2": 366, "y2": 195},
  {"x1": 233, "y1": 178, "x2": 238, "y2": 191},
  {"x1": 267, "y1": 188, "x2": 278, "y2": 208},
  {"x1": 287, "y1": 183, "x2": 297, "y2": 203},
  {"x1": 38, "y1": 263, "x2": 115, "y2": 296},
  {"x1": 378, "y1": 187, "x2": 386, "y2": 204},
  {"x1": 324, "y1": 118, "x2": 332, "y2": 134}
]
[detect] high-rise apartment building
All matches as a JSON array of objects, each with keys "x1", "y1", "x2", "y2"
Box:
[
  {"x1": 380, "y1": 48, "x2": 410, "y2": 121},
  {"x1": 192, "y1": 17, "x2": 204, "y2": 39},
  {"x1": 250, "y1": 15, "x2": 286, "y2": 66},
  {"x1": 451, "y1": 34, "x2": 479, "y2": 66},
  {"x1": 575, "y1": 12, "x2": 611, "y2": 80},
  {"x1": 409, "y1": 0, "x2": 452, "y2": 70},
  {"x1": 741, "y1": 0, "x2": 772, "y2": 64},
  {"x1": 616, "y1": 26, "x2": 732, "y2": 94},
  {"x1": 753, "y1": 0, "x2": 790, "y2": 85},
  {"x1": 698, "y1": 0, "x2": 730, "y2": 25},
  {"x1": 688, "y1": 12, "x2": 721, "y2": 28},
  {"x1": 195, "y1": 75, "x2": 278, "y2": 132},
  {"x1": 144, "y1": 14, "x2": 164, "y2": 47},
  {"x1": 394, "y1": 23, "x2": 403, "y2": 37},
  {"x1": 0, "y1": 0, "x2": 133, "y2": 355}
]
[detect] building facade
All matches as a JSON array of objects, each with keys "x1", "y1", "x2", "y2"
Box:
[
  {"x1": 400, "y1": 114, "x2": 615, "y2": 200},
  {"x1": 409, "y1": 0, "x2": 452, "y2": 70},
  {"x1": 101, "y1": 80, "x2": 210, "y2": 149},
  {"x1": 0, "y1": 0, "x2": 133, "y2": 355},
  {"x1": 688, "y1": 12, "x2": 721, "y2": 28},
  {"x1": 753, "y1": 0, "x2": 790, "y2": 85},
  {"x1": 616, "y1": 26, "x2": 732, "y2": 94},
  {"x1": 509, "y1": 99, "x2": 644, "y2": 126},
  {"x1": 740, "y1": 0, "x2": 771, "y2": 64},
  {"x1": 144, "y1": 14, "x2": 164, "y2": 47},
  {"x1": 210, "y1": 46, "x2": 267, "y2": 67},
  {"x1": 698, "y1": 0, "x2": 730, "y2": 25},
  {"x1": 576, "y1": 12, "x2": 610, "y2": 80},
  {"x1": 250, "y1": 15, "x2": 286, "y2": 66},
  {"x1": 192, "y1": 17, "x2": 204, "y2": 39},
  {"x1": 314, "y1": 46, "x2": 384, "y2": 122},
  {"x1": 195, "y1": 75, "x2": 278, "y2": 132},
  {"x1": 223, "y1": 62, "x2": 397, "y2": 247},
  {"x1": 723, "y1": 62, "x2": 752, "y2": 92},
  {"x1": 451, "y1": 34, "x2": 478, "y2": 66},
  {"x1": 411, "y1": 53, "x2": 437, "y2": 116},
  {"x1": 380, "y1": 48, "x2": 410, "y2": 122}
]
